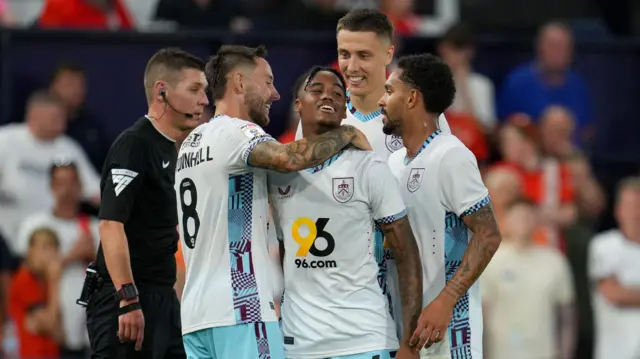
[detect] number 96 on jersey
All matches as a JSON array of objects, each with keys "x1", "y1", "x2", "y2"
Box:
[{"x1": 291, "y1": 217, "x2": 337, "y2": 269}]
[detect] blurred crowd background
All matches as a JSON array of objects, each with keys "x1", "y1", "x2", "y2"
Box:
[{"x1": 0, "y1": 0, "x2": 639, "y2": 359}]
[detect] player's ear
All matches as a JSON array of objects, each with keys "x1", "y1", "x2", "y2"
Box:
[
  {"x1": 154, "y1": 81, "x2": 165, "y2": 102},
  {"x1": 407, "y1": 89, "x2": 418, "y2": 110},
  {"x1": 385, "y1": 45, "x2": 395, "y2": 67},
  {"x1": 338, "y1": 102, "x2": 347, "y2": 121},
  {"x1": 294, "y1": 98, "x2": 302, "y2": 114},
  {"x1": 232, "y1": 72, "x2": 244, "y2": 94}
]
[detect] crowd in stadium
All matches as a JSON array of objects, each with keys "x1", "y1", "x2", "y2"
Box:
[{"x1": 0, "y1": 1, "x2": 638, "y2": 359}]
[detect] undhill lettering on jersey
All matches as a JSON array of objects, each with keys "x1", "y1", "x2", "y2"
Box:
[{"x1": 111, "y1": 168, "x2": 138, "y2": 196}]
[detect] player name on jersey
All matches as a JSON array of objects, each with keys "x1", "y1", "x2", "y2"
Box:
[{"x1": 176, "y1": 146, "x2": 213, "y2": 172}]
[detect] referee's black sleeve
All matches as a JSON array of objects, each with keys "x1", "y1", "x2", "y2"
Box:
[{"x1": 99, "y1": 134, "x2": 147, "y2": 223}]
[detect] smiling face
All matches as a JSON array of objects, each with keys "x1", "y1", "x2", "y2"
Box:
[
  {"x1": 296, "y1": 70, "x2": 347, "y2": 132},
  {"x1": 337, "y1": 30, "x2": 393, "y2": 97},
  {"x1": 243, "y1": 57, "x2": 280, "y2": 127}
]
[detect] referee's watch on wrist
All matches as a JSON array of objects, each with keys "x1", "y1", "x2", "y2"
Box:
[{"x1": 115, "y1": 283, "x2": 139, "y2": 302}]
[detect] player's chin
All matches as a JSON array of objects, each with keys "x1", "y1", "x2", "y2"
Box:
[
  {"x1": 315, "y1": 115, "x2": 341, "y2": 129},
  {"x1": 382, "y1": 122, "x2": 398, "y2": 135}
]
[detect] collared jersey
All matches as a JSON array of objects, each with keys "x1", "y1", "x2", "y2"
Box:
[
  {"x1": 97, "y1": 117, "x2": 179, "y2": 286},
  {"x1": 268, "y1": 148, "x2": 406, "y2": 359},
  {"x1": 175, "y1": 115, "x2": 278, "y2": 334},
  {"x1": 388, "y1": 130, "x2": 489, "y2": 359}
]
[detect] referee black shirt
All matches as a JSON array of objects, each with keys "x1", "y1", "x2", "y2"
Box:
[{"x1": 96, "y1": 116, "x2": 178, "y2": 286}]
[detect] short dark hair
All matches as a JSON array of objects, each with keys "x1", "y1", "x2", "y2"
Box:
[
  {"x1": 28, "y1": 227, "x2": 60, "y2": 249},
  {"x1": 292, "y1": 66, "x2": 346, "y2": 99},
  {"x1": 143, "y1": 48, "x2": 205, "y2": 103},
  {"x1": 440, "y1": 23, "x2": 474, "y2": 49},
  {"x1": 206, "y1": 45, "x2": 268, "y2": 101},
  {"x1": 337, "y1": 9, "x2": 394, "y2": 42},
  {"x1": 51, "y1": 62, "x2": 85, "y2": 83},
  {"x1": 396, "y1": 54, "x2": 455, "y2": 114}
]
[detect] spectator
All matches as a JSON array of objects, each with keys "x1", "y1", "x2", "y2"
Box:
[
  {"x1": 589, "y1": 177, "x2": 640, "y2": 359},
  {"x1": 539, "y1": 106, "x2": 606, "y2": 222},
  {"x1": 497, "y1": 22, "x2": 590, "y2": 143},
  {"x1": 15, "y1": 161, "x2": 98, "y2": 358},
  {"x1": 49, "y1": 63, "x2": 110, "y2": 172},
  {"x1": 0, "y1": 91, "x2": 100, "y2": 254},
  {"x1": 539, "y1": 105, "x2": 578, "y2": 160},
  {"x1": 482, "y1": 200, "x2": 576, "y2": 359},
  {"x1": 443, "y1": 111, "x2": 489, "y2": 164},
  {"x1": 484, "y1": 166, "x2": 523, "y2": 228},
  {"x1": 9, "y1": 228, "x2": 63, "y2": 358},
  {"x1": 494, "y1": 117, "x2": 577, "y2": 249},
  {"x1": 38, "y1": 0, "x2": 134, "y2": 30},
  {"x1": 155, "y1": 0, "x2": 250, "y2": 32},
  {"x1": 438, "y1": 23, "x2": 496, "y2": 131}
]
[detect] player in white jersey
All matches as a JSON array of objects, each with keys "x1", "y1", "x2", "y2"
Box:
[
  {"x1": 292, "y1": 10, "x2": 452, "y2": 339},
  {"x1": 270, "y1": 66, "x2": 422, "y2": 359},
  {"x1": 176, "y1": 45, "x2": 370, "y2": 359},
  {"x1": 380, "y1": 54, "x2": 502, "y2": 359}
]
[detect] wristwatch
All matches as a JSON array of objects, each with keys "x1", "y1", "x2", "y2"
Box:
[{"x1": 115, "y1": 283, "x2": 139, "y2": 302}]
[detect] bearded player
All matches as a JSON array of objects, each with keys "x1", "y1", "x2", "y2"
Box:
[{"x1": 381, "y1": 54, "x2": 502, "y2": 358}]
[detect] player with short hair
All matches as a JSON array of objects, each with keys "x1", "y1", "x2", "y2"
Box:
[
  {"x1": 381, "y1": 54, "x2": 502, "y2": 359},
  {"x1": 176, "y1": 45, "x2": 369, "y2": 359},
  {"x1": 270, "y1": 66, "x2": 422, "y2": 359}
]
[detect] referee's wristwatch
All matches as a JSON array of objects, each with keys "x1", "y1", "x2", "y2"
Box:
[{"x1": 115, "y1": 283, "x2": 139, "y2": 302}]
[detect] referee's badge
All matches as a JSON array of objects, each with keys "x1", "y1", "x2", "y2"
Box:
[
  {"x1": 407, "y1": 168, "x2": 425, "y2": 193},
  {"x1": 385, "y1": 134, "x2": 404, "y2": 152},
  {"x1": 332, "y1": 177, "x2": 354, "y2": 203}
]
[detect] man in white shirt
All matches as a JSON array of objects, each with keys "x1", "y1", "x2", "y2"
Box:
[
  {"x1": 293, "y1": 9, "x2": 451, "y2": 338},
  {"x1": 589, "y1": 177, "x2": 640, "y2": 359},
  {"x1": 0, "y1": 91, "x2": 100, "y2": 252},
  {"x1": 177, "y1": 45, "x2": 369, "y2": 359},
  {"x1": 482, "y1": 200, "x2": 575, "y2": 359},
  {"x1": 381, "y1": 54, "x2": 502, "y2": 359},
  {"x1": 16, "y1": 161, "x2": 99, "y2": 357},
  {"x1": 269, "y1": 66, "x2": 422, "y2": 359}
]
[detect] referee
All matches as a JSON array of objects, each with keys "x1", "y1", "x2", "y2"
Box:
[{"x1": 86, "y1": 48, "x2": 208, "y2": 359}]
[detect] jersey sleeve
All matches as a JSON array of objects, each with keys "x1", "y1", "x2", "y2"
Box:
[
  {"x1": 225, "y1": 121, "x2": 276, "y2": 172},
  {"x1": 439, "y1": 145, "x2": 490, "y2": 217},
  {"x1": 98, "y1": 135, "x2": 147, "y2": 223},
  {"x1": 364, "y1": 155, "x2": 407, "y2": 224}
]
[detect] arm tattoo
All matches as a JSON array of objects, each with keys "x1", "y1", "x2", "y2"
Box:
[
  {"x1": 248, "y1": 126, "x2": 356, "y2": 172},
  {"x1": 443, "y1": 203, "x2": 501, "y2": 301},
  {"x1": 380, "y1": 217, "x2": 423, "y2": 344}
]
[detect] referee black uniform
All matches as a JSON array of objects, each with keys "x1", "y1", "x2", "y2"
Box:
[{"x1": 87, "y1": 116, "x2": 184, "y2": 359}]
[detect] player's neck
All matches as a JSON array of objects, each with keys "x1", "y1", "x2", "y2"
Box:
[
  {"x1": 301, "y1": 123, "x2": 336, "y2": 138},
  {"x1": 213, "y1": 99, "x2": 250, "y2": 124},
  {"x1": 349, "y1": 85, "x2": 385, "y2": 114},
  {"x1": 147, "y1": 106, "x2": 181, "y2": 141},
  {"x1": 401, "y1": 113, "x2": 439, "y2": 159}
]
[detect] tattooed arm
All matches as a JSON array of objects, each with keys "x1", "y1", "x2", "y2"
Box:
[
  {"x1": 379, "y1": 217, "x2": 423, "y2": 346},
  {"x1": 248, "y1": 125, "x2": 359, "y2": 173},
  {"x1": 442, "y1": 203, "x2": 502, "y2": 302}
]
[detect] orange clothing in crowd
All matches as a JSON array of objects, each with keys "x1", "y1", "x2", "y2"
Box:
[
  {"x1": 444, "y1": 111, "x2": 489, "y2": 163},
  {"x1": 9, "y1": 267, "x2": 59, "y2": 358},
  {"x1": 492, "y1": 161, "x2": 574, "y2": 205},
  {"x1": 39, "y1": 0, "x2": 133, "y2": 29},
  {"x1": 278, "y1": 130, "x2": 296, "y2": 144}
]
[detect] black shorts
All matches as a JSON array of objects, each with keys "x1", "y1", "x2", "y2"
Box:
[{"x1": 86, "y1": 283, "x2": 185, "y2": 359}]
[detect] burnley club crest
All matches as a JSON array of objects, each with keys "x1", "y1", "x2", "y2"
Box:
[
  {"x1": 332, "y1": 177, "x2": 354, "y2": 203},
  {"x1": 407, "y1": 168, "x2": 425, "y2": 192}
]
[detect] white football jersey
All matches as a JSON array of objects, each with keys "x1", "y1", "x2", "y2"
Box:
[
  {"x1": 294, "y1": 94, "x2": 451, "y2": 337},
  {"x1": 176, "y1": 115, "x2": 278, "y2": 335},
  {"x1": 388, "y1": 130, "x2": 488, "y2": 359},
  {"x1": 268, "y1": 148, "x2": 406, "y2": 359}
]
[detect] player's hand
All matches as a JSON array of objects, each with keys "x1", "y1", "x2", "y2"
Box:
[
  {"x1": 349, "y1": 127, "x2": 372, "y2": 151},
  {"x1": 409, "y1": 295, "x2": 455, "y2": 351},
  {"x1": 396, "y1": 344, "x2": 419, "y2": 359},
  {"x1": 118, "y1": 300, "x2": 145, "y2": 351}
]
